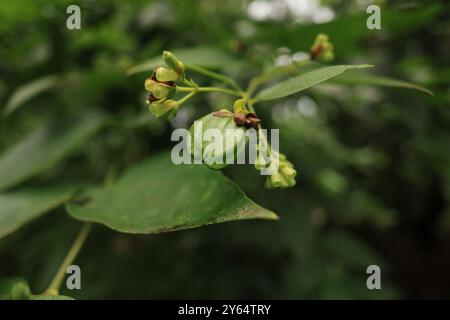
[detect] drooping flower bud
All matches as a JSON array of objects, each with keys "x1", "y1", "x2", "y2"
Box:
[
  {"x1": 265, "y1": 152, "x2": 297, "y2": 189},
  {"x1": 163, "y1": 51, "x2": 185, "y2": 75},
  {"x1": 149, "y1": 99, "x2": 178, "y2": 118},
  {"x1": 310, "y1": 33, "x2": 335, "y2": 62},
  {"x1": 155, "y1": 67, "x2": 181, "y2": 82},
  {"x1": 189, "y1": 110, "x2": 247, "y2": 170}
]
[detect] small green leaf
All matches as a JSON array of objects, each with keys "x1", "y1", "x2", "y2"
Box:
[
  {"x1": 3, "y1": 75, "x2": 59, "y2": 117},
  {"x1": 331, "y1": 70, "x2": 433, "y2": 96},
  {"x1": 254, "y1": 64, "x2": 372, "y2": 102},
  {"x1": 0, "y1": 186, "x2": 74, "y2": 239},
  {"x1": 0, "y1": 277, "x2": 31, "y2": 300},
  {"x1": 67, "y1": 152, "x2": 278, "y2": 234},
  {"x1": 127, "y1": 46, "x2": 239, "y2": 75},
  {"x1": 30, "y1": 294, "x2": 74, "y2": 300},
  {"x1": 0, "y1": 111, "x2": 106, "y2": 191}
]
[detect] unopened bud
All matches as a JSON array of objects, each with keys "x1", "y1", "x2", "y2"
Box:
[
  {"x1": 163, "y1": 51, "x2": 185, "y2": 74},
  {"x1": 149, "y1": 99, "x2": 178, "y2": 118},
  {"x1": 264, "y1": 153, "x2": 297, "y2": 189},
  {"x1": 144, "y1": 78, "x2": 171, "y2": 99},
  {"x1": 310, "y1": 33, "x2": 334, "y2": 62},
  {"x1": 155, "y1": 67, "x2": 181, "y2": 82}
]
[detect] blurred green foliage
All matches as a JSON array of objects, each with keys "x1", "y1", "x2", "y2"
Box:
[{"x1": 0, "y1": 0, "x2": 449, "y2": 299}]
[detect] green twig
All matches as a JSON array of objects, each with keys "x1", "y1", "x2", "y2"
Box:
[
  {"x1": 176, "y1": 86, "x2": 241, "y2": 97},
  {"x1": 177, "y1": 91, "x2": 197, "y2": 106},
  {"x1": 186, "y1": 64, "x2": 242, "y2": 92},
  {"x1": 44, "y1": 223, "x2": 92, "y2": 295}
]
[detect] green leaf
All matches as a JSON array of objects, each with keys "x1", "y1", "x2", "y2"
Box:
[
  {"x1": 127, "y1": 46, "x2": 239, "y2": 75},
  {"x1": 3, "y1": 75, "x2": 59, "y2": 117},
  {"x1": 0, "y1": 277, "x2": 31, "y2": 300},
  {"x1": 254, "y1": 64, "x2": 372, "y2": 102},
  {"x1": 247, "y1": 61, "x2": 310, "y2": 96},
  {"x1": 0, "y1": 186, "x2": 74, "y2": 239},
  {"x1": 67, "y1": 152, "x2": 278, "y2": 234},
  {"x1": 0, "y1": 111, "x2": 106, "y2": 191},
  {"x1": 30, "y1": 294, "x2": 74, "y2": 300},
  {"x1": 331, "y1": 70, "x2": 433, "y2": 96}
]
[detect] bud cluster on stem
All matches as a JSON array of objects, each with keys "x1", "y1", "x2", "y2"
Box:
[{"x1": 142, "y1": 36, "x2": 334, "y2": 188}]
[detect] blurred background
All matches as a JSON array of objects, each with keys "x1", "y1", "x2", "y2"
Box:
[{"x1": 0, "y1": 0, "x2": 449, "y2": 299}]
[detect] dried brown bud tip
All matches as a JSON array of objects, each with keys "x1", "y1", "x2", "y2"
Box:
[
  {"x1": 244, "y1": 113, "x2": 261, "y2": 130},
  {"x1": 147, "y1": 93, "x2": 159, "y2": 103},
  {"x1": 233, "y1": 113, "x2": 247, "y2": 126},
  {"x1": 310, "y1": 45, "x2": 323, "y2": 61}
]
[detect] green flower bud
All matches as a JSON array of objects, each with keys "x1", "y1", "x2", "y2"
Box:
[
  {"x1": 321, "y1": 51, "x2": 334, "y2": 62},
  {"x1": 233, "y1": 98, "x2": 246, "y2": 114},
  {"x1": 264, "y1": 153, "x2": 297, "y2": 189},
  {"x1": 310, "y1": 33, "x2": 335, "y2": 62},
  {"x1": 163, "y1": 51, "x2": 185, "y2": 74},
  {"x1": 313, "y1": 33, "x2": 329, "y2": 47},
  {"x1": 144, "y1": 77, "x2": 171, "y2": 99},
  {"x1": 149, "y1": 99, "x2": 178, "y2": 118},
  {"x1": 155, "y1": 67, "x2": 181, "y2": 82},
  {"x1": 189, "y1": 110, "x2": 247, "y2": 170}
]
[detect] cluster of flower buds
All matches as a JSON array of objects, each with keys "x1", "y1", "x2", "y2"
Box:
[
  {"x1": 253, "y1": 129, "x2": 297, "y2": 189},
  {"x1": 144, "y1": 51, "x2": 185, "y2": 119},
  {"x1": 264, "y1": 151, "x2": 297, "y2": 189},
  {"x1": 310, "y1": 33, "x2": 334, "y2": 62}
]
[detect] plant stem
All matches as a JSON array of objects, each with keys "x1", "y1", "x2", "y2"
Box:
[
  {"x1": 177, "y1": 91, "x2": 197, "y2": 106},
  {"x1": 186, "y1": 64, "x2": 242, "y2": 92},
  {"x1": 44, "y1": 223, "x2": 92, "y2": 295},
  {"x1": 177, "y1": 86, "x2": 241, "y2": 97}
]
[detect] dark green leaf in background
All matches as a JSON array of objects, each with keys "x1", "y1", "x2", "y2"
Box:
[
  {"x1": 0, "y1": 111, "x2": 106, "y2": 191},
  {"x1": 0, "y1": 277, "x2": 31, "y2": 300},
  {"x1": 0, "y1": 185, "x2": 74, "y2": 239},
  {"x1": 127, "y1": 46, "x2": 240, "y2": 75},
  {"x1": 3, "y1": 75, "x2": 60, "y2": 117}
]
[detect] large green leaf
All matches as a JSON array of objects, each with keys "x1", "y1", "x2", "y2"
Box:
[
  {"x1": 67, "y1": 152, "x2": 278, "y2": 234},
  {"x1": 331, "y1": 70, "x2": 433, "y2": 96},
  {"x1": 3, "y1": 75, "x2": 59, "y2": 117},
  {"x1": 254, "y1": 64, "x2": 372, "y2": 102},
  {"x1": 127, "y1": 46, "x2": 239, "y2": 75},
  {"x1": 0, "y1": 111, "x2": 106, "y2": 191},
  {"x1": 0, "y1": 186, "x2": 74, "y2": 239}
]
